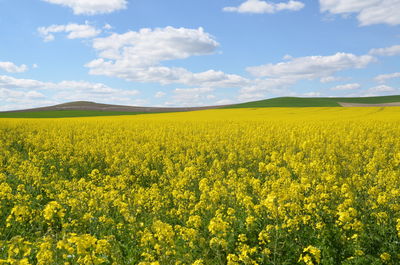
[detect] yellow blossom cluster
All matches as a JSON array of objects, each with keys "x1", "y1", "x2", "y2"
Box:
[{"x1": 0, "y1": 107, "x2": 400, "y2": 264}]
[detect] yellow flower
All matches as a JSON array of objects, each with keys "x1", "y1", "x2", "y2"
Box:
[
  {"x1": 299, "y1": 246, "x2": 321, "y2": 265},
  {"x1": 36, "y1": 241, "x2": 54, "y2": 265},
  {"x1": 355, "y1": 250, "x2": 364, "y2": 256},
  {"x1": 186, "y1": 215, "x2": 202, "y2": 228},
  {"x1": 380, "y1": 252, "x2": 391, "y2": 262},
  {"x1": 191, "y1": 259, "x2": 204, "y2": 265},
  {"x1": 43, "y1": 201, "x2": 65, "y2": 222}
]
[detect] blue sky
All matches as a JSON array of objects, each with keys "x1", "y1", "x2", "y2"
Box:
[{"x1": 0, "y1": 0, "x2": 400, "y2": 110}]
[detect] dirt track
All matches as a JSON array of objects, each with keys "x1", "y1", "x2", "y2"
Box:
[{"x1": 338, "y1": 102, "x2": 400, "y2": 107}]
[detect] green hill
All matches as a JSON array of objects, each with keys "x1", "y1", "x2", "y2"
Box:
[
  {"x1": 226, "y1": 95, "x2": 400, "y2": 108},
  {"x1": 1, "y1": 95, "x2": 399, "y2": 118}
]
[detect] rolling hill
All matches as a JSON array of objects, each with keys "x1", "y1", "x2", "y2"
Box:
[
  {"x1": 1, "y1": 95, "x2": 399, "y2": 118},
  {"x1": 226, "y1": 95, "x2": 400, "y2": 108},
  {"x1": 0, "y1": 101, "x2": 226, "y2": 118}
]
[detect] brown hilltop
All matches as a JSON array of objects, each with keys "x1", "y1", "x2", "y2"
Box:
[{"x1": 3, "y1": 101, "x2": 230, "y2": 113}]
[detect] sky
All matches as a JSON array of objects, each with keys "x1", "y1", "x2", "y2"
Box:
[{"x1": 0, "y1": 0, "x2": 400, "y2": 110}]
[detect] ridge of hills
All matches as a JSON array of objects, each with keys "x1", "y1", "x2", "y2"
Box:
[{"x1": 1, "y1": 95, "x2": 400, "y2": 118}]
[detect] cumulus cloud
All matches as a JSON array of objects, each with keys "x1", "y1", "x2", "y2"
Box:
[
  {"x1": 374, "y1": 72, "x2": 400, "y2": 83},
  {"x1": 330, "y1": 83, "x2": 361, "y2": 91},
  {"x1": 223, "y1": 0, "x2": 304, "y2": 14},
  {"x1": 360, "y1": 85, "x2": 398, "y2": 97},
  {"x1": 215, "y1": 99, "x2": 234, "y2": 105},
  {"x1": 155, "y1": 91, "x2": 166, "y2": 98},
  {"x1": 369, "y1": 45, "x2": 400, "y2": 56},
  {"x1": 42, "y1": 0, "x2": 127, "y2": 15},
  {"x1": 319, "y1": 0, "x2": 400, "y2": 26},
  {"x1": 0, "y1": 74, "x2": 139, "y2": 111},
  {"x1": 247, "y1": 52, "x2": 375, "y2": 80},
  {"x1": 320, "y1": 76, "x2": 348, "y2": 83},
  {"x1": 174, "y1": 87, "x2": 214, "y2": 94},
  {"x1": 86, "y1": 26, "x2": 249, "y2": 88},
  {"x1": 0, "y1": 88, "x2": 45, "y2": 100},
  {"x1": 240, "y1": 78, "x2": 295, "y2": 93},
  {"x1": 90, "y1": 26, "x2": 219, "y2": 63},
  {"x1": 0, "y1": 78, "x2": 49, "y2": 110},
  {"x1": 0, "y1": 61, "x2": 28, "y2": 73},
  {"x1": 236, "y1": 77, "x2": 296, "y2": 102},
  {"x1": 88, "y1": 26, "x2": 366, "y2": 102},
  {"x1": 0, "y1": 75, "x2": 46, "y2": 89},
  {"x1": 38, "y1": 23, "x2": 101, "y2": 42},
  {"x1": 235, "y1": 52, "x2": 376, "y2": 101},
  {"x1": 303, "y1": 92, "x2": 322, "y2": 97},
  {"x1": 237, "y1": 92, "x2": 266, "y2": 102},
  {"x1": 165, "y1": 87, "x2": 215, "y2": 106},
  {"x1": 103, "y1": 24, "x2": 112, "y2": 30},
  {"x1": 0, "y1": 74, "x2": 138, "y2": 95},
  {"x1": 368, "y1": 85, "x2": 397, "y2": 93},
  {"x1": 0, "y1": 99, "x2": 58, "y2": 112}
]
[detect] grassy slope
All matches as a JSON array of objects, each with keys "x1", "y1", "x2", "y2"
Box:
[
  {"x1": 0, "y1": 110, "x2": 146, "y2": 118},
  {"x1": 227, "y1": 97, "x2": 341, "y2": 108},
  {"x1": 1, "y1": 95, "x2": 400, "y2": 118},
  {"x1": 227, "y1": 95, "x2": 400, "y2": 108},
  {"x1": 331, "y1": 95, "x2": 400, "y2": 103}
]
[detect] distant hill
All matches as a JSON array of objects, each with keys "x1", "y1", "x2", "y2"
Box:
[
  {"x1": 0, "y1": 101, "x2": 227, "y2": 118},
  {"x1": 226, "y1": 95, "x2": 400, "y2": 108},
  {"x1": 4, "y1": 101, "x2": 225, "y2": 113},
  {"x1": 1, "y1": 95, "x2": 399, "y2": 118}
]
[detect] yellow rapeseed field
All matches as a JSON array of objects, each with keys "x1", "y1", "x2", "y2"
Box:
[{"x1": 1, "y1": 107, "x2": 400, "y2": 265}]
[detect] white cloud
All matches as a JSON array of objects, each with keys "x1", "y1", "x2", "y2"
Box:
[
  {"x1": 42, "y1": 0, "x2": 127, "y2": 15},
  {"x1": 87, "y1": 63, "x2": 248, "y2": 88},
  {"x1": 320, "y1": 0, "x2": 382, "y2": 14},
  {"x1": 165, "y1": 87, "x2": 215, "y2": 106},
  {"x1": 0, "y1": 74, "x2": 138, "y2": 95},
  {"x1": 239, "y1": 78, "x2": 295, "y2": 94},
  {"x1": 375, "y1": 72, "x2": 400, "y2": 83},
  {"x1": 86, "y1": 26, "x2": 250, "y2": 88},
  {"x1": 330, "y1": 83, "x2": 361, "y2": 91},
  {"x1": 0, "y1": 99, "x2": 58, "y2": 112},
  {"x1": 90, "y1": 27, "x2": 219, "y2": 63},
  {"x1": 320, "y1": 76, "x2": 348, "y2": 83},
  {"x1": 247, "y1": 52, "x2": 375, "y2": 80},
  {"x1": 38, "y1": 23, "x2": 101, "y2": 42},
  {"x1": 237, "y1": 93, "x2": 266, "y2": 102},
  {"x1": 0, "y1": 88, "x2": 45, "y2": 100},
  {"x1": 155, "y1": 91, "x2": 166, "y2": 98},
  {"x1": 0, "y1": 87, "x2": 48, "y2": 111},
  {"x1": 283, "y1": 54, "x2": 293, "y2": 60},
  {"x1": 53, "y1": 89, "x2": 139, "y2": 104},
  {"x1": 368, "y1": 85, "x2": 396, "y2": 93},
  {"x1": 320, "y1": 0, "x2": 400, "y2": 26},
  {"x1": 0, "y1": 61, "x2": 28, "y2": 73},
  {"x1": 369, "y1": 45, "x2": 400, "y2": 56},
  {"x1": 358, "y1": 85, "x2": 398, "y2": 97},
  {"x1": 235, "y1": 77, "x2": 299, "y2": 102},
  {"x1": 103, "y1": 24, "x2": 112, "y2": 30},
  {"x1": 303, "y1": 92, "x2": 322, "y2": 97},
  {"x1": 0, "y1": 75, "x2": 45, "y2": 89},
  {"x1": 215, "y1": 99, "x2": 234, "y2": 105},
  {"x1": 0, "y1": 74, "x2": 139, "y2": 111},
  {"x1": 174, "y1": 87, "x2": 214, "y2": 94},
  {"x1": 236, "y1": 52, "x2": 375, "y2": 100},
  {"x1": 223, "y1": 0, "x2": 304, "y2": 14}
]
